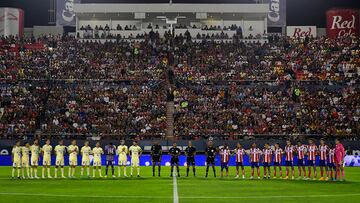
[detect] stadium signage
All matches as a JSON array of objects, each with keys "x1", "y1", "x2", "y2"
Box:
[
  {"x1": 56, "y1": 0, "x2": 80, "y2": 26},
  {"x1": 286, "y1": 26, "x2": 317, "y2": 38},
  {"x1": 0, "y1": 8, "x2": 24, "y2": 37},
  {"x1": 326, "y1": 9, "x2": 359, "y2": 39}
]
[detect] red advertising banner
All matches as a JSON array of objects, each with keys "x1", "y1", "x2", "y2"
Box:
[{"x1": 326, "y1": 9, "x2": 359, "y2": 39}]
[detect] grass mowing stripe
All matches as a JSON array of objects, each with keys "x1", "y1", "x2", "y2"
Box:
[
  {"x1": 0, "y1": 192, "x2": 172, "y2": 199},
  {"x1": 1, "y1": 192, "x2": 359, "y2": 199}
]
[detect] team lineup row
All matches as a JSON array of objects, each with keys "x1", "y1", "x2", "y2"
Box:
[{"x1": 10, "y1": 138, "x2": 346, "y2": 181}]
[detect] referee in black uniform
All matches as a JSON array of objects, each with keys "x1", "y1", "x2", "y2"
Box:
[
  {"x1": 205, "y1": 141, "x2": 217, "y2": 178},
  {"x1": 185, "y1": 141, "x2": 196, "y2": 177},
  {"x1": 150, "y1": 141, "x2": 162, "y2": 177},
  {"x1": 169, "y1": 142, "x2": 181, "y2": 177}
]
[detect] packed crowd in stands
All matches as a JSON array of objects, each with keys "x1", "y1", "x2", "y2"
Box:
[{"x1": 0, "y1": 33, "x2": 359, "y2": 140}]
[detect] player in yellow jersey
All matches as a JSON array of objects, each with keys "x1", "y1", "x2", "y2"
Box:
[
  {"x1": 92, "y1": 142, "x2": 104, "y2": 178},
  {"x1": 81, "y1": 141, "x2": 92, "y2": 177},
  {"x1": 117, "y1": 140, "x2": 128, "y2": 177},
  {"x1": 11, "y1": 140, "x2": 22, "y2": 179},
  {"x1": 129, "y1": 141, "x2": 142, "y2": 177},
  {"x1": 30, "y1": 139, "x2": 40, "y2": 179},
  {"x1": 68, "y1": 140, "x2": 79, "y2": 178},
  {"x1": 21, "y1": 142, "x2": 31, "y2": 179},
  {"x1": 54, "y1": 140, "x2": 67, "y2": 178},
  {"x1": 41, "y1": 139, "x2": 53, "y2": 178}
]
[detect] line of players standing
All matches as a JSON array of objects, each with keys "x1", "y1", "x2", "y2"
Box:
[
  {"x1": 159, "y1": 138, "x2": 346, "y2": 181},
  {"x1": 11, "y1": 138, "x2": 346, "y2": 181},
  {"x1": 11, "y1": 139, "x2": 142, "y2": 179}
]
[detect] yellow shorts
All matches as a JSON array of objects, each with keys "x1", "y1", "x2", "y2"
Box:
[
  {"x1": 55, "y1": 157, "x2": 64, "y2": 166},
  {"x1": 118, "y1": 156, "x2": 128, "y2": 166},
  {"x1": 69, "y1": 156, "x2": 78, "y2": 166},
  {"x1": 43, "y1": 157, "x2": 51, "y2": 166},
  {"x1": 131, "y1": 158, "x2": 139, "y2": 167},
  {"x1": 93, "y1": 158, "x2": 102, "y2": 167},
  {"x1": 22, "y1": 159, "x2": 29, "y2": 167},
  {"x1": 13, "y1": 160, "x2": 21, "y2": 168},
  {"x1": 31, "y1": 157, "x2": 39, "y2": 166},
  {"x1": 82, "y1": 157, "x2": 90, "y2": 166}
]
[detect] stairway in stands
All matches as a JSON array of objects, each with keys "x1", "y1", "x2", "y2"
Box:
[{"x1": 166, "y1": 101, "x2": 174, "y2": 139}]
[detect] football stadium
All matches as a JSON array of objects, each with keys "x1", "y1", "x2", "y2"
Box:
[{"x1": 0, "y1": 0, "x2": 359, "y2": 202}]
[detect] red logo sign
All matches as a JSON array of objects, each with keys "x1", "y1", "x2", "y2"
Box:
[{"x1": 326, "y1": 9, "x2": 359, "y2": 39}]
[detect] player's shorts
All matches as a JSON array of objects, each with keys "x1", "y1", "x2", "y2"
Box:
[
  {"x1": 307, "y1": 160, "x2": 315, "y2": 166},
  {"x1": 152, "y1": 155, "x2": 161, "y2": 163},
  {"x1": 263, "y1": 162, "x2": 270, "y2": 167},
  {"x1": 106, "y1": 160, "x2": 114, "y2": 166},
  {"x1": 31, "y1": 157, "x2": 39, "y2": 166},
  {"x1": 118, "y1": 156, "x2": 128, "y2": 165},
  {"x1": 273, "y1": 162, "x2": 281, "y2": 166},
  {"x1": 236, "y1": 162, "x2": 244, "y2": 167},
  {"x1": 171, "y1": 157, "x2": 179, "y2": 165},
  {"x1": 82, "y1": 157, "x2": 91, "y2": 166},
  {"x1": 327, "y1": 162, "x2": 336, "y2": 169},
  {"x1": 221, "y1": 162, "x2": 228, "y2": 170},
  {"x1": 55, "y1": 157, "x2": 64, "y2": 166},
  {"x1": 297, "y1": 159, "x2": 304, "y2": 166},
  {"x1": 93, "y1": 158, "x2": 102, "y2": 167},
  {"x1": 186, "y1": 157, "x2": 195, "y2": 166},
  {"x1": 43, "y1": 157, "x2": 51, "y2": 166},
  {"x1": 285, "y1": 161, "x2": 293, "y2": 167},
  {"x1": 251, "y1": 162, "x2": 259, "y2": 168},
  {"x1": 319, "y1": 160, "x2": 326, "y2": 167},
  {"x1": 22, "y1": 159, "x2": 29, "y2": 167},
  {"x1": 131, "y1": 158, "x2": 139, "y2": 167},
  {"x1": 206, "y1": 157, "x2": 215, "y2": 165},
  {"x1": 13, "y1": 160, "x2": 21, "y2": 168},
  {"x1": 69, "y1": 156, "x2": 78, "y2": 166}
]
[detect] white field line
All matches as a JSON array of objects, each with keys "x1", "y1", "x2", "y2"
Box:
[{"x1": 173, "y1": 173, "x2": 179, "y2": 203}]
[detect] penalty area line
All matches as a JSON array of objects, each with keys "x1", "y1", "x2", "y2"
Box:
[
  {"x1": 180, "y1": 193, "x2": 360, "y2": 199},
  {"x1": 173, "y1": 173, "x2": 179, "y2": 203}
]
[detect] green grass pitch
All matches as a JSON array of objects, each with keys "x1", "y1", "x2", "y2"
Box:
[{"x1": 0, "y1": 166, "x2": 360, "y2": 203}]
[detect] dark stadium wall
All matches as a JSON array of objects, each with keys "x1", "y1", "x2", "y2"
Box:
[{"x1": 0, "y1": 0, "x2": 359, "y2": 28}]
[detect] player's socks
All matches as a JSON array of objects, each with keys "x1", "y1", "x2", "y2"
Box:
[
  {"x1": 54, "y1": 168, "x2": 58, "y2": 178},
  {"x1": 212, "y1": 166, "x2": 216, "y2": 177},
  {"x1": 11, "y1": 168, "x2": 15, "y2": 178},
  {"x1": 98, "y1": 169, "x2": 103, "y2": 177},
  {"x1": 137, "y1": 167, "x2": 140, "y2": 176},
  {"x1": 124, "y1": 167, "x2": 127, "y2": 177},
  {"x1": 186, "y1": 168, "x2": 189, "y2": 176},
  {"x1": 72, "y1": 168, "x2": 76, "y2": 177},
  {"x1": 158, "y1": 165, "x2": 161, "y2": 177},
  {"x1": 47, "y1": 168, "x2": 51, "y2": 177},
  {"x1": 42, "y1": 168, "x2": 45, "y2": 178},
  {"x1": 68, "y1": 168, "x2": 72, "y2": 177},
  {"x1": 130, "y1": 167, "x2": 133, "y2": 176},
  {"x1": 17, "y1": 169, "x2": 20, "y2": 178},
  {"x1": 26, "y1": 167, "x2": 30, "y2": 178},
  {"x1": 193, "y1": 168, "x2": 196, "y2": 176},
  {"x1": 87, "y1": 168, "x2": 90, "y2": 176},
  {"x1": 81, "y1": 167, "x2": 84, "y2": 176},
  {"x1": 61, "y1": 168, "x2": 65, "y2": 177}
]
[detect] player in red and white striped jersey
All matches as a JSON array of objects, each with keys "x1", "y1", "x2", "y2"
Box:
[
  {"x1": 318, "y1": 139, "x2": 329, "y2": 181},
  {"x1": 219, "y1": 144, "x2": 230, "y2": 177},
  {"x1": 307, "y1": 139, "x2": 318, "y2": 180},
  {"x1": 234, "y1": 143, "x2": 245, "y2": 179},
  {"x1": 249, "y1": 143, "x2": 261, "y2": 179},
  {"x1": 295, "y1": 140, "x2": 307, "y2": 179},
  {"x1": 327, "y1": 143, "x2": 336, "y2": 181},
  {"x1": 262, "y1": 143, "x2": 272, "y2": 179},
  {"x1": 273, "y1": 143, "x2": 283, "y2": 179},
  {"x1": 284, "y1": 140, "x2": 295, "y2": 180}
]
